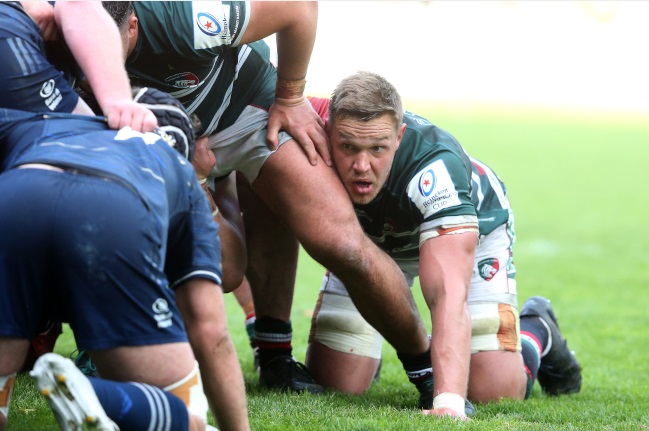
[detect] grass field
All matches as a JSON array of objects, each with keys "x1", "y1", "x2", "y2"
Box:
[{"x1": 8, "y1": 105, "x2": 649, "y2": 430}]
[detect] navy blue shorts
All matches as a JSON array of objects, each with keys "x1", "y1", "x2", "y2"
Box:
[{"x1": 0, "y1": 168, "x2": 188, "y2": 350}]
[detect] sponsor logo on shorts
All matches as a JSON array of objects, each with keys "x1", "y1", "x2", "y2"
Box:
[
  {"x1": 418, "y1": 169, "x2": 436, "y2": 197},
  {"x1": 152, "y1": 298, "x2": 173, "y2": 328},
  {"x1": 40, "y1": 79, "x2": 62, "y2": 111},
  {"x1": 164, "y1": 72, "x2": 200, "y2": 89},
  {"x1": 478, "y1": 258, "x2": 500, "y2": 281},
  {"x1": 195, "y1": 12, "x2": 222, "y2": 36}
]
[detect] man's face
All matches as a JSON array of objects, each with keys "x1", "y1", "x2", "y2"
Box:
[{"x1": 329, "y1": 112, "x2": 405, "y2": 205}]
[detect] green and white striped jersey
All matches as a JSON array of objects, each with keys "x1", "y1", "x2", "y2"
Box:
[
  {"x1": 353, "y1": 111, "x2": 512, "y2": 275},
  {"x1": 126, "y1": 1, "x2": 276, "y2": 136}
]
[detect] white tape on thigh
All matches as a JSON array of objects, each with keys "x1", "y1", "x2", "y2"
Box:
[
  {"x1": 312, "y1": 292, "x2": 383, "y2": 359},
  {"x1": 469, "y1": 303, "x2": 502, "y2": 353},
  {"x1": 163, "y1": 362, "x2": 208, "y2": 423},
  {"x1": 469, "y1": 302, "x2": 521, "y2": 353}
]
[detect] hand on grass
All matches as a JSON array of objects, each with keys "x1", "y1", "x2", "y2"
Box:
[{"x1": 422, "y1": 408, "x2": 469, "y2": 421}]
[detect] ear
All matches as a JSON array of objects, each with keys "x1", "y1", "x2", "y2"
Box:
[
  {"x1": 395, "y1": 123, "x2": 406, "y2": 150},
  {"x1": 126, "y1": 13, "x2": 138, "y2": 54}
]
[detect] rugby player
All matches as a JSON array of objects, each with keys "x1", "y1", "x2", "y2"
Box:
[
  {"x1": 304, "y1": 72, "x2": 582, "y2": 419},
  {"x1": 0, "y1": 3, "x2": 248, "y2": 429},
  {"x1": 103, "y1": 1, "x2": 432, "y2": 395}
]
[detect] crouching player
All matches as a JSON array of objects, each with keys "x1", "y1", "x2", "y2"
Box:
[
  {"x1": 0, "y1": 86, "x2": 248, "y2": 430},
  {"x1": 304, "y1": 72, "x2": 582, "y2": 420}
]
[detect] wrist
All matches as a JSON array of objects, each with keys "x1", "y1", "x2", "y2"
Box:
[
  {"x1": 432, "y1": 392, "x2": 465, "y2": 416},
  {"x1": 275, "y1": 76, "x2": 306, "y2": 101},
  {"x1": 274, "y1": 95, "x2": 306, "y2": 108}
]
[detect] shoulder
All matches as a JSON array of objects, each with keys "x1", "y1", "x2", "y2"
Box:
[
  {"x1": 135, "y1": 1, "x2": 251, "y2": 51},
  {"x1": 0, "y1": 2, "x2": 41, "y2": 38}
]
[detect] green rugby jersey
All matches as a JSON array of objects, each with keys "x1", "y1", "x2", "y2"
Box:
[
  {"x1": 469, "y1": 158, "x2": 512, "y2": 237},
  {"x1": 127, "y1": 1, "x2": 275, "y2": 136},
  {"x1": 354, "y1": 111, "x2": 477, "y2": 269}
]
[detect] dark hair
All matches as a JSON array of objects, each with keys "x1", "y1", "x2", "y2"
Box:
[{"x1": 102, "y1": 1, "x2": 134, "y2": 28}]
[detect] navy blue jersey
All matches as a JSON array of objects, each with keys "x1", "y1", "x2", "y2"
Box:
[
  {"x1": 0, "y1": 109, "x2": 222, "y2": 287},
  {"x1": 0, "y1": 2, "x2": 79, "y2": 113}
]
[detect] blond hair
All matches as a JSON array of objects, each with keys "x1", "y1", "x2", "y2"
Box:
[{"x1": 329, "y1": 71, "x2": 403, "y2": 131}]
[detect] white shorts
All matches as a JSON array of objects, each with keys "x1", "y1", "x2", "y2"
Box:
[
  {"x1": 310, "y1": 225, "x2": 520, "y2": 357},
  {"x1": 207, "y1": 105, "x2": 293, "y2": 183}
]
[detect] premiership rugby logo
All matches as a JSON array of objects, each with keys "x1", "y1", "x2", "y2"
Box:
[
  {"x1": 195, "y1": 12, "x2": 221, "y2": 36},
  {"x1": 418, "y1": 169, "x2": 436, "y2": 197},
  {"x1": 478, "y1": 258, "x2": 500, "y2": 281}
]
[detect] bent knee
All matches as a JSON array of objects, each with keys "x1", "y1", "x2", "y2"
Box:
[
  {"x1": 469, "y1": 379, "x2": 526, "y2": 403},
  {"x1": 468, "y1": 351, "x2": 527, "y2": 402}
]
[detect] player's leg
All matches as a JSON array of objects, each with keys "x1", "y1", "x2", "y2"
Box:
[
  {"x1": 211, "y1": 172, "x2": 247, "y2": 293},
  {"x1": 0, "y1": 168, "x2": 63, "y2": 430},
  {"x1": 232, "y1": 277, "x2": 259, "y2": 372},
  {"x1": 175, "y1": 278, "x2": 249, "y2": 431},
  {"x1": 30, "y1": 352, "x2": 203, "y2": 431},
  {"x1": 211, "y1": 173, "x2": 259, "y2": 371},
  {"x1": 467, "y1": 224, "x2": 527, "y2": 402},
  {"x1": 21, "y1": 321, "x2": 63, "y2": 373},
  {"x1": 0, "y1": 338, "x2": 30, "y2": 431},
  {"x1": 305, "y1": 282, "x2": 382, "y2": 394},
  {"x1": 306, "y1": 343, "x2": 379, "y2": 394},
  {"x1": 238, "y1": 176, "x2": 298, "y2": 323},
  {"x1": 50, "y1": 170, "x2": 210, "y2": 430},
  {"x1": 468, "y1": 351, "x2": 527, "y2": 402},
  {"x1": 237, "y1": 178, "x2": 319, "y2": 392},
  {"x1": 251, "y1": 138, "x2": 430, "y2": 356},
  {"x1": 520, "y1": 296, "x2": 582, "y2": 396}
]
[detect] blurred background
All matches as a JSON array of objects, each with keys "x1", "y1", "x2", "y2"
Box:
[{"x1": 269, "y1": 1, "x2": 649, "y2": 117}]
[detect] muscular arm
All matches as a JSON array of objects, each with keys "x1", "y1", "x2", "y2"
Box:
[
  {"x1": 19, "y1": 1, "x2": 59, "y2": 41},
  {"x1": 419, "y1": 232, "x2": 477, "y2": 418},
  {"x1": 245, "y1": 1, "x2": 329, "y2": 166},
  {"x1": 53, "y1": 2, "x2": 156, "y2": 132},
  {"x1": 175, "y1": 279, "x2": 250, "y2": 431}
]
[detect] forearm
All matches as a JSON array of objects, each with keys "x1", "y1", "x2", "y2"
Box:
[
  {"x1": 274, "y1": 2, "x2": 317, "y2": 82},
  {"x1": 429, "y1": 291, "x2": 471, "y2": 397},
  {"x1": 419, "y1": 232, "x2": 477, "y2": 405},
  {"x1": 175, "y1": 281, "x2": 250, "y2": 431},
  {"x1": 198, "y1": 334, "x2": 249, "y2": 431},
  {"x1": 54, "y1": 2, "x2": 131, "y2": 112}
]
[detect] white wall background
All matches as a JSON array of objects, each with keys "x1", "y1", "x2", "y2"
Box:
[{"x1": 268, "y1": 1, "x2": 649, "y2": 115}]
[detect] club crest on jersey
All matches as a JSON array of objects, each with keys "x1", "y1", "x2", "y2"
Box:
[
  {"x1": 165, "y1": 72, "x2": 200, "y2": 89},
  {"x1": 478, "y1": 258, "x2": 500, "y2": 281},
  {"x1": 418, "y1": 169, "x2": 436, "y2": 197},
  {"x1": 195, "y1": 12, "x2": 222, "y2": 36}
]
